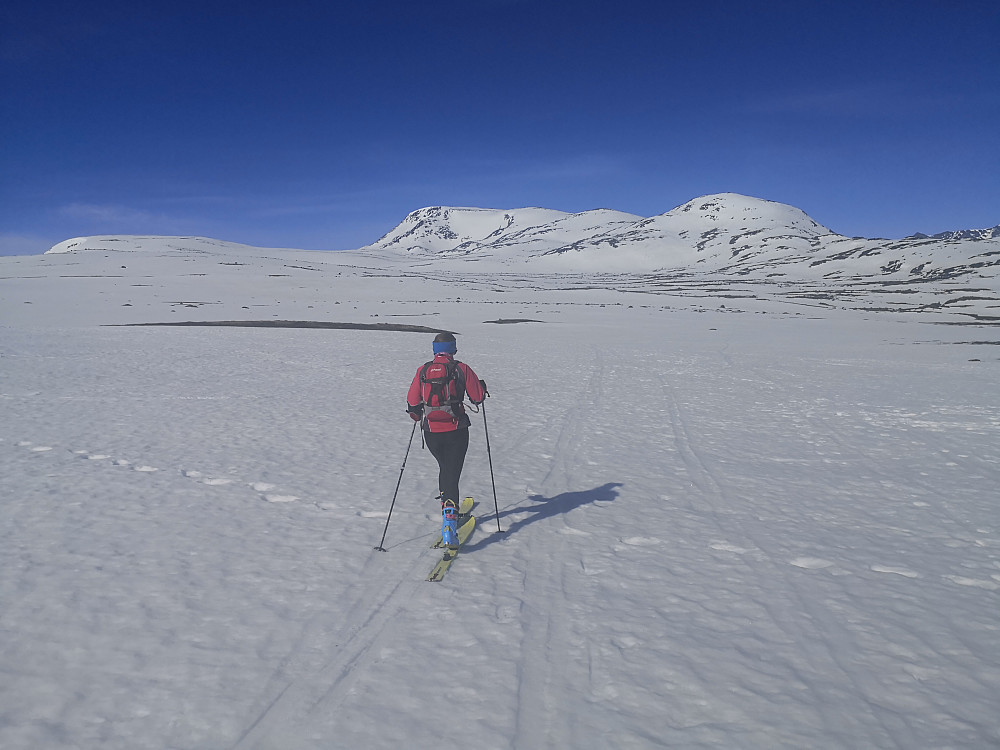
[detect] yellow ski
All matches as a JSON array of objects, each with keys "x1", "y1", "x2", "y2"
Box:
[{"x1": 427, "y1": 515, "x2": 476, "y2": 582}]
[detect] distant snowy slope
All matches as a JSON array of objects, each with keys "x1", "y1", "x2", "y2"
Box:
[
  {"x1": 363, "y1": 193, "x2": 1000, "y2": 286},
  {"x1": 909, "y1": 227, "x2": 1000, "y2": 241},
  {"x1": 46, "y1": 235, "x2": 282, "y2": 255},
  {"x1": 362, "y1": 206, "x2": 643, "y2": 257}
]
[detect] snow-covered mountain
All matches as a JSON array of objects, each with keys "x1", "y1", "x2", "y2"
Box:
[
  {"x1": 908, "y1": 227, "x2": 1000, "y2": 241},
  {"x1": 364, "y1": 206, "x2": 644, "y2": 258},
  {"x1": 29, "y1": 192, "x2": 1000, "y2": 324},
  {"x1": 362, "y1": 193, "x2": 1000, "y2": 285}
]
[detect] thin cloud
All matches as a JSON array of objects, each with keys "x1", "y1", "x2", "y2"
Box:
[{"x1": 58, "y1": 202, "x2": 165, "y2": 225}]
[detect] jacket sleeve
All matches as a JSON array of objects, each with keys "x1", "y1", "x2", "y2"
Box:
[
  {"x1": 407, "y1": 368, "x2": 423, "y2": 408},
  {"x1": 462, "y1": 363, "x2": 486, "y2": 404}
]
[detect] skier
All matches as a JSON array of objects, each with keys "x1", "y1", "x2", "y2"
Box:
[{"x1": 406, "y1": 332, "x2": 487, "y2": 549}]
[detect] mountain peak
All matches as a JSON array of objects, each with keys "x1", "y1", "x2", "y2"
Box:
[
  {"x1": 363, "y1": 193, "x2": 834, "y2": 264},
  {"x1": 663, "y1": 193, "x2": 832, "y2": 234}
]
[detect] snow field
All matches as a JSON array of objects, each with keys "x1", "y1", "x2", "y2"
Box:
[{"x1": 2, "y1": 261, "x2": 999, "y2": 748}]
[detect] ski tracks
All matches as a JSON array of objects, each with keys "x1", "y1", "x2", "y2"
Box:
[
  {"x1": 509, "y1": 347, "x2": 606, "y2": 749},
  {"x1": 660, "y1": 375, "x2": 924, "y2": 747},
  {"x1": 509, "y1": 550, "x2": 576, "y2": 750},
  {"x1": 231, "y1": 550, "x2": 425, "y2": 749}
]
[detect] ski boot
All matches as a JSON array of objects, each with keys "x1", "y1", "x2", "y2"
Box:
[{"x1": 441, "y1": 498, "x2": 460, "y2": 550}]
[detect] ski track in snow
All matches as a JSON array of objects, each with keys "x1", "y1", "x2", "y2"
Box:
[
  {"x1": 507, "y1": 345, "x2": 600, "y2": 750},
  {"x1": 230, "y1": 550, "x2": 428, "y2": 749},
  {"x1": 662, "y1": 379, "x2": 908, "y2": 744},
  {"x1": 657, "y1": 350, "x2": 1000, "y2": 747}
]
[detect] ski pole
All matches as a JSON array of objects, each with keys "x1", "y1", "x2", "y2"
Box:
[
  {"x1": 481, "y1": 398, "x2": 503, "y2": 533},
  {"x1": 374, "y1": 420, "x2": 418, "y2": 551}
]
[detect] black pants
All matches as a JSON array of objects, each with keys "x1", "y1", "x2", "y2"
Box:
[{"x1": 424, "y1": 428, "x2": 469, "y2": 506}]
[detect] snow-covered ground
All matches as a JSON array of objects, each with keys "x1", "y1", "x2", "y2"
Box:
[{"x1": 1, "y1": 239, "x2": 999, "y2": 749}]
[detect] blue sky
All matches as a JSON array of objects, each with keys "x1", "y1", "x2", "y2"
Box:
[{"x1": 2, "y1": 0, "x2": 998, "y2": 255}]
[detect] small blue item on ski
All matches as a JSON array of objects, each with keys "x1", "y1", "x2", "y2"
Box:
[
  {"x1": 441, "y1": 499, "x2": 459, "y2": 548},
  {"x1": 432, "y1": 497, "x2": 474, "y2": 548},
  {"x1": 427, "y1": 514, "x2": 476, "y2": 582}
]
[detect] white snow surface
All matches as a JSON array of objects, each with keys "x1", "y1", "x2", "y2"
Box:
[{"x1": 2, "y1": 221, "x2": 1000, "y2": 749}]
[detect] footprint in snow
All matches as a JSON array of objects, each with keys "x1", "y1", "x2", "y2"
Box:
[
  {"x1": 249, "y1": 482, "x2": 297, "y2": 503},
  {"x1": 182, "y1": 470, "x2": 297, "y2": 502},
  {"x1": 789, "y1": 557, "x2": 835, "y2": 570},
  {"x1": 943, "y1": 574, "x2": 999, "y2": 591},
  {"x1": 18, "y1": 441, "x2": 53, "y2": 452},
  {"x1": 710, "y1": 541, "x2": 752, "y2": 554},
  {"x1": 620, "y1": 536, "x2": 661, "y2": 546},
  {"x1": 187, "y1": 471, "x2": 271, "y2": 493},
  {"x1": 21, "y1": 440, "x2": 300, "y2": 504},
  {"x1": 184, "y1": 470, "x2": 228, "y2": 483},
  {"x1": 870, "y1": 564, "x2": 920, "y2": 579},
  {"x1": 71, "y1": 449, "x2": 128, "y2": 466}
]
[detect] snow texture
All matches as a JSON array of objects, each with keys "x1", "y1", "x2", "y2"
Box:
[{"x1": 2, "y1": 196, "x2": 999, "y2": 749}]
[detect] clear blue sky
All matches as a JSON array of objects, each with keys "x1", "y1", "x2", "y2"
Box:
[{"x1": 2, "y1": 0, "x2": 998, "y2": 255}]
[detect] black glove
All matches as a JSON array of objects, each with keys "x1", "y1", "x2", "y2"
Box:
[
  {"x1": 406, "y1": 404, "x2": 423, "y2": 421},
  {"x1": 479, "y1": 379, "x2": 490, "y2": 397}
]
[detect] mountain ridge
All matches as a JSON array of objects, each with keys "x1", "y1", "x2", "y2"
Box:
[
  {"x1": 11, "y1": 192, "x2": 997, "y2": 325},
  {"x1": 43, "y1": 192, "x2": 1000, "y2": 290},
  {"x1": 360, "y1": 193, "x2": 1000, "y2": 285}
]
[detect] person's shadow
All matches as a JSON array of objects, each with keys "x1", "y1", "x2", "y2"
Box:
[{"x1": 465, "y1": 482, "x2": 623, "y2": 552}]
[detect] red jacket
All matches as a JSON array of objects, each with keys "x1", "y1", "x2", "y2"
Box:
[{"x1": 407, "y1": 354, "x2": 486, "y2": 432}]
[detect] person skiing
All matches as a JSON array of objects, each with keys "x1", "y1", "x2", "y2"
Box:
[{"x1": 406, "y1": 332, "x2": 487, "y2": 549}]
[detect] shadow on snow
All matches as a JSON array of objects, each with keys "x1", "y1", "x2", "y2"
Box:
[{"x1": 464, "y1": 482, "x2": 623, "y2": 552}]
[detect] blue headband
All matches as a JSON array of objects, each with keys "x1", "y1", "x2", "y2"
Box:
[{"x1": 433, "y1": 340, "x2": 457, "y2": 355}]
